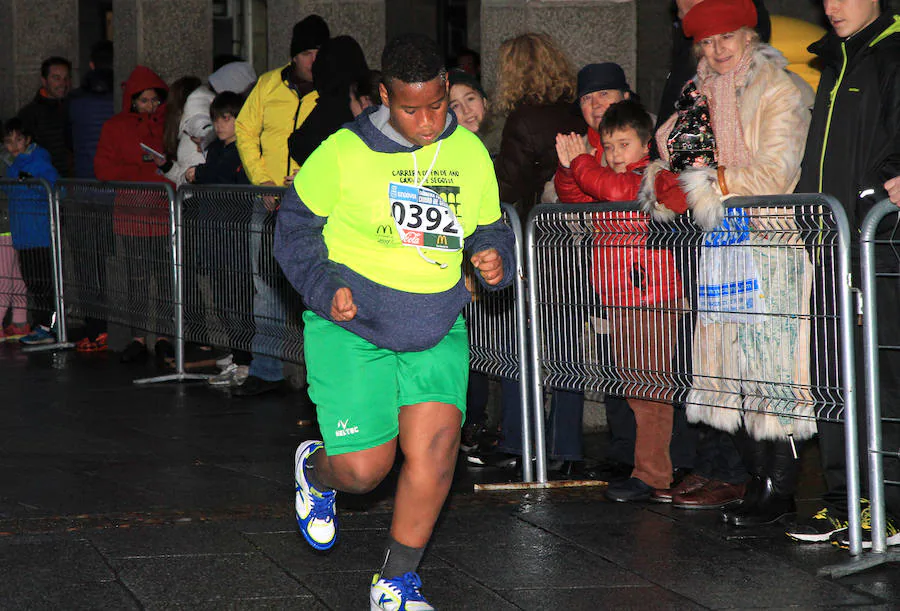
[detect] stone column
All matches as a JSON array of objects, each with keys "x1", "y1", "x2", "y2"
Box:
[
  {"x1": 266, "y1": 0, "x2": 386, "y2": 72},
  {"x1": 0, "y1": 0, "x2": 79, "y2": 119},
  {"x1": 480, "y1": 0, "x2": 637, "y2": 97},
  {"x1": 112, "y1": 0, "x2": 212, "y2": 107}
]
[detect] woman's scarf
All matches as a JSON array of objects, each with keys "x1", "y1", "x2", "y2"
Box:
[{"x1": 695, "y1": 49, "x2": 753, "y2": 169}]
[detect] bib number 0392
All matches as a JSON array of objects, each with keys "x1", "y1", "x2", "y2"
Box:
[
  {"x1": 391, "y1": 201, "x2": 459, "y2": 234},
  {"x1": 388, "y1": 181, "x2": 463, "y2": 251}
]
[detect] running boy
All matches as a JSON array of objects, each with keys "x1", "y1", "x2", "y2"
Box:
[
  {"x1": 274, "y1": 34, "x2": 515, "y2": 609},
  {"x1": 555, "y1": 100, "x2": 684, "y2": 503}
]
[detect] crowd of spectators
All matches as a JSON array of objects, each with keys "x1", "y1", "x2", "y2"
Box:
[{"x1": 1, "y1": 0, "x2": 899, "y2": 549}]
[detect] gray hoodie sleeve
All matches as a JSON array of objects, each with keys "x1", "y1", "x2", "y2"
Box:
[{"x1": 273, "y1": 186, "x2": 348, "y2": 320}]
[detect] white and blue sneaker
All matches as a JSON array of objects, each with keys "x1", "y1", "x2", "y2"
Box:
[
  {"x1": 19, "y1": 325, "x2": 55, "y2": 346},
  {"x1": 294, "y1": 440, "x2": 337, "y2": 550},
  {"x1": 370, "y1": 572, "x2": 434, "y2": 610}
]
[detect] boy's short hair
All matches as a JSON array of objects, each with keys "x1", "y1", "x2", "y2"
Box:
[
  {"x1": 3, "y1": 117, "x2": 32, "y2": 140},
  {"x1": 209, "y1": 91, "x2": 244, "y2": 120},
  {"x1": 41, "y1": 56, "x2": 72, "y2": 78},
  {"x1": 599, "y1": 100, "x2": 654, "y2": 144},
  {"x1": 381, "y1": 34, "x2": 446, "y2": 96}
]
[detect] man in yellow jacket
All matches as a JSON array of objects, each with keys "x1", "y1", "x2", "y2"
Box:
[{"x1": 231, "y1": 14, "x2": 328, "y2": 396}]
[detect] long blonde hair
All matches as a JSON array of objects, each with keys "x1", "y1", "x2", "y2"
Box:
[{"x1": 494, "y1": 33, "x2": 577, "y2": 115}]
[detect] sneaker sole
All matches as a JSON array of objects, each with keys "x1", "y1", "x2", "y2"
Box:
[{"x1": 786, "y1": 531, "x2": 836, "y2": 543}]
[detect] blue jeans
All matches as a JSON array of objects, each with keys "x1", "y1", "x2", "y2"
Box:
[
  {"x1": 497, "y1": 377, "x2": 584, "y2": 461},
  {"x1": 249, "y1": 203, "x2": 288, "y2": 382}
]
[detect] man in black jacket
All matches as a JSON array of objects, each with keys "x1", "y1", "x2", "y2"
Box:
[
  {"x1": 18, "y1": 56, "x2": 73, "y2": 177},
  {"x1": 787, "y1": 0, "x2": 900, "y2": 548}
]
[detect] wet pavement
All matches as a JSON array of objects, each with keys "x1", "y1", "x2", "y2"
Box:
[{"x1": 1, "y1": 344, "x2": 898, "y2": 610}]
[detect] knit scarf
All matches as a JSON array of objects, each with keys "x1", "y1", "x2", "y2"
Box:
[{"x1": 695, "y1": 49, "x2": 753, "y2": 170}]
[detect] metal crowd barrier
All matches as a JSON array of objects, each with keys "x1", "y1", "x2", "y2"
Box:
[
  {"x1": 0, "y1": 177, "x2": 72, "y2": 352},
  {"x1": 852, "y1": 198, "x2": 900, "y2": 572},
  {"x1": 179, "y1": 184, "x2": 304, "y2": 368},
  {"x1": 526, "y1": 196, "x2": 861, "y2": 541},
  {"x1": 55, "y1": 179, "x2": 206, "y2": 383},
  {"x1": 464, "y1": 203, "x2": 533, "y2": 480}
]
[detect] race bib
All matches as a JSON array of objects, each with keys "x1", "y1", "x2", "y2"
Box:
[{"x1": 389, "y1": 182, "x2": 463, "y2": 251}]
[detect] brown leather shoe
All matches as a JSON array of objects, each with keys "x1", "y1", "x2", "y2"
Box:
[
  {"x1": 651, "y1": 473, "x2": 710, "y2": 503},
  {"x1": 672, "y1": 479, "x2": 746, "y2": 510}
]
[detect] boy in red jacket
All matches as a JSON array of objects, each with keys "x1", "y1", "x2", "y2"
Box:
[{"x1": 555, "y1": 100, "x2": 686, "y2": 502}]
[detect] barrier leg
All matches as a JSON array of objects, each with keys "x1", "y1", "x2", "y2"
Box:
[
  {"x1": 22, "y1": 182, "x2": 74, "y2": 353},
  {"x1": 134, "y1": 188, "x2": 209, "y2": 384}
]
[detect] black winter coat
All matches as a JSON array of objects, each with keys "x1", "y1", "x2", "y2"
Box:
[
  {"x1": 17, "y1": 92, "x2": 72, "y2": 177},
  {"x1": 193, "y1": 140, "x2": 248, "y2": 186},
  {"x1": 68, "y1": 69, "x2": 115, "y2": 179},
  {"x1": 494, "y1": 101, "x2": 586, "y2": 218},
  {"x1": 796, "y1": 13, "x2": 900, "y2": 236}
]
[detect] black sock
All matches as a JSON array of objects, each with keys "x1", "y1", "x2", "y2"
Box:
[
  {"x1": 304, "y1": 451, "x2": 331, "y2": 492},
  {"x1": 380, "y1": 536, "x2": 425, "y2": 579}
]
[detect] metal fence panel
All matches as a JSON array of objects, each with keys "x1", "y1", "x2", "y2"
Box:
[
  {"x1": 0, "y1": 177, "x2": 70, "y2": 350},
  {"x1": 464, "y1": 203, "x2": 533, "y2": 480},
  {"x1": 56, "y1": 179, "x2": 176, "y2": 345},
  {"x1": 526, "y1": 196, "x2": 857, "y2": 496},
  {"x1": 179, "y1": 184, "x2": 304, "y2": 366},
  {"x1": 858, "y1": 199, "x2": 900, "y2": 566}
]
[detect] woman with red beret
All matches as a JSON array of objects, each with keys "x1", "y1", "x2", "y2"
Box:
[{"x1": 638, "y1": 0, "x2": 816, "y2": 527}]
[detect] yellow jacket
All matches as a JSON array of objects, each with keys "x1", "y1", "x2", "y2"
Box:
[{"x1": 235, "y1": 64, "x2": 318, "y2": 185}]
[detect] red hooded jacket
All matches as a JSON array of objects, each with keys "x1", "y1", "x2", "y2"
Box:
[
  {"x1": 94, "y1": 66, "x2": 171, "y2": 237},
  {"x1": 553, "y1": 131, "x2": 682, "y2": 307}
]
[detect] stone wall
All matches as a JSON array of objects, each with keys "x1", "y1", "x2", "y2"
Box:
[
  {"x1": 0, "y1": 0, "x2": 79, "y2": 119},
  {"x1": 112, "y1": 0, "x2": 212, "y2": 108},
  {"x1": 266, "y1": 0, "x2": 385, "y2": 72},
  {"x1": 480, "y1": 0, "x2": 637, "y2": 97}
]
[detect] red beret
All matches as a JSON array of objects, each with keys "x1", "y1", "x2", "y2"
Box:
[{"x1": 682, "y1": 0, "x2": 758, "y2": 41}]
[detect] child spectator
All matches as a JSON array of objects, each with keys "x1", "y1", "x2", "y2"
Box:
[
  {"x1": 2, "y1": 118, "x2": 60, "y2": 345},
  {"x1": 0, "y1": 190, "x2": 29, "y2": 341},
  {"x1": 185, "y1": 91, "x2": 247, "y2": 186},
  {"x1": 184, "y1": 91, "x2": 253, "y2": 388},
  {"x1": 555, "y1": 100, "x2": 685, "y2": 502}
]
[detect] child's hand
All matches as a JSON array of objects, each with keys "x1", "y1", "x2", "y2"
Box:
[
  {"x1": 563, "y1": 133, "x2": 589, "y2": 161},
  {"x1": 185, "y1": 167, "x2": 196, "y2": 183},
  {"x1": 470, "y1": 249, "x2": 504, "y2": 286},
  {"x1": 555, "y1": 133, "x2": 572, "y2": 168},
  {"x1": 331, "y1": 287, "x2": 357, "y2": 321}
]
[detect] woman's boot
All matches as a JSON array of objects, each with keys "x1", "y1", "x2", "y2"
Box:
[
  {"x1": 729, "y1": 439, "x2": 801, "y2": 528},
  {"x1": 722, "y1": 433, "x2": 769, "y2": 524}
]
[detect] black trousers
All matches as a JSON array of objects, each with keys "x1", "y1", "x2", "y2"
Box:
[{"x1": 17, "y1": 246, "x2": 53, "y2": 328}]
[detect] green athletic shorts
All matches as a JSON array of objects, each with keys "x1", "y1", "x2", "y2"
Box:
[{"x1": 302, "y1": 310, "x2": 469, "y2": 455}]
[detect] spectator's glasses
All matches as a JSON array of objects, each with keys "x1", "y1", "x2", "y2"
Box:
[{"x1": 136, "y1": 95, "x2": 161, "y2": 106}]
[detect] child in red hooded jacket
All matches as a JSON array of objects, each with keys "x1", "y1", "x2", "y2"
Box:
[
  {"x1": 94, "y1": 66, "x2": 174, "y2": 364},
  {"x1": 555, "y1": 99, "x2": 686, "y2": 502}
]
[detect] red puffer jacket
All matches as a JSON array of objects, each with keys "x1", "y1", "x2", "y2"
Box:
[
  {"x1": 94, "y1": 66, "x2": 172, "y2": 237},
  {"x1": 554, "y1": 147, "x2": 683, "y2": 307}
]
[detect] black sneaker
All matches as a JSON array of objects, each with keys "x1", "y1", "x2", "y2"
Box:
[
  {"x1": 605, "y1": 477, "x2": 655, "y2": 503},
  {"x1": 466, "y1": 450, "x2": 518, "y2": 468},
  {"x1": 120, "y1": 340, "x2": 148, "y2": 363},
  {"x1": 231, "y1": 375, "x2": 284, "y2": 397},
  {"x1": 785, "y1": 505, "x2": 852, "y2": 543}
]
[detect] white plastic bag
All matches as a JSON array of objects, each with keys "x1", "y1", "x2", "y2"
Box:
[{"x1": 697, "y1": 208, "x2": 766, "y2": 323}]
